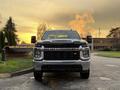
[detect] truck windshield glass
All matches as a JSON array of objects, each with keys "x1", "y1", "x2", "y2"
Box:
[{"x1": 41, "y1": 30, "x2": 80, "y2": 40}]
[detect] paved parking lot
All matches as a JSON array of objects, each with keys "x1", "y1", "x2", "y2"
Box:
[{"x1": 0, "y1": 53, "x2": 120, "y2": 90}]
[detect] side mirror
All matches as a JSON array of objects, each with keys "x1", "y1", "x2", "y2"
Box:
[
  {"x1": 31, "y1": 36, "x2": 36, "y2": 43},
  {"x1": 86, "y1": 35, "x2": 92, "y2": 43}
]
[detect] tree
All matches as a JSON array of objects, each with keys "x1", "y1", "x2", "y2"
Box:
[
  {"x1": 3, "y1": 17, "x2": 18, "y2": 46},
  {"x1": 21, "y1": 41, "x2": 27, "y2": 44},
  {"x1": 107, "y1": 27, "x2": 120, "y2": 38},
  {"x1": 107, "y1": 27, "x2": 120, "y2": 50},
  {"x1": 37, "y1": 23, "x2": 47, "y2": 40},
  {"x1": 0, "y1": 31, "x2": 5, "y2": 52}
]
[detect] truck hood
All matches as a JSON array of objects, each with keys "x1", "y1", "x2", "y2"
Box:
[{"x1": 36, "y1": 39, "x2": 88, "y2": 46}]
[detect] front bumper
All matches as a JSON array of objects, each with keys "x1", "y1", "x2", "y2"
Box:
[{"x1": 33, "y1": 60, "x2": 90, "y2": 72}]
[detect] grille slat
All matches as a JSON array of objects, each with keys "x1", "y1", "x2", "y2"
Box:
[{"x1": 44, "y1": 44, "x2": 80, "y2": 60}]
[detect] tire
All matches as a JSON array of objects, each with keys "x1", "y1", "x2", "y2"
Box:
[
  {"x1": 34, "y1": 70, "x2": 43, "y2": 81},
  {"x1": 80, "y1": 70, "x2": 90, "y2": 79}
]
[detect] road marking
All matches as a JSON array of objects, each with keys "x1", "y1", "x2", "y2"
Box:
[
  {"x1": 99, "y1": 77, "x2": 111, "y2": 81},
  {"x1": 105, "y1": 64, "x2": 118, "y2": 67}
]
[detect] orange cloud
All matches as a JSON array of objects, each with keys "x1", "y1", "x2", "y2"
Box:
[{"x1": 68, "y1": 12, "x2": 95, "y2": 37}]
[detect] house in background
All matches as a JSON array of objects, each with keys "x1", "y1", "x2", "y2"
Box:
[
  {"x1": 83, "y1": 37, "x2": 120, "y2": 51},
  {"x1": 93, "y1": 38, "x2": 120, "y2": 50}
]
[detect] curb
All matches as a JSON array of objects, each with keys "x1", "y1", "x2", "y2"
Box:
[
  {"x1": 11, "y1": 68, "x2": 33, "y2": 77},
  {"x1": 95, "y1": 54, "x2": 120, "y2": 58},
  {"x1": 0, "y1": 68, "x2": 33, "y2": 78}
]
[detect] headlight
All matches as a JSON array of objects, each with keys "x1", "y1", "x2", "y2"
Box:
[
  {"x1": 34, "y1": 48, "x2": 42, "y2": 59},
  {"x1": 80, "y1": 47, "x2": 90, "y2": 60},
  {"x1": 82, "y1": 49, "x2": 90, "y2": 58}
]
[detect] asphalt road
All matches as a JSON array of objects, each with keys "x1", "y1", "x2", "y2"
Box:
[{"x1": 0, "y1": 53, "x2": 120, "y2": 90}]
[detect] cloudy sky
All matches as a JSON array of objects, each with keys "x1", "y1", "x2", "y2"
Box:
[{"x1": 0, "y1": 0, "x2": 120, "y2": 43}]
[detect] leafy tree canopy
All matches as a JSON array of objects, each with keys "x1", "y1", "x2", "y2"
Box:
[{"x1": 107, "y1": 27, "x2": 120, "y2": 38}]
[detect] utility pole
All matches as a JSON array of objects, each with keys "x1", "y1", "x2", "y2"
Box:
[
  {"x1": 99, "y1": 28, "x2": 101, "y2": 38},
  {"x1": 0, "y1": 14, "x2": 2, "y2": 25}
]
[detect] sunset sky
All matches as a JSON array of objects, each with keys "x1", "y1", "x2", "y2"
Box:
[{"x1": 0, "y1": 0, "x2": 120, "y2": 43}]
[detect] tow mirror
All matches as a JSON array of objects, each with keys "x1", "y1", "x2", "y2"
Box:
[
  {"x1": 86, "y1": 35, "x2": 92, "y2": 43},
  {"x1": 31, "y1": 36, "x2": 36, "y2": 43}
]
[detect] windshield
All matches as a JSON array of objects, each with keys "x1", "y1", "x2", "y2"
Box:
[{"x1": 41, "y1": 30, "x2": 80, "y2": 40}]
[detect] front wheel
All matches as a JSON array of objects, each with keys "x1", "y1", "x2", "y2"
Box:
[
  {"x1": 34, "y1": 70, "x2": 43, "y2": 81},
  {"x1": 80, "y1": 70, "x2": 90, "y2": 79}
]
